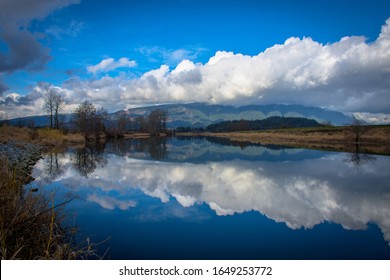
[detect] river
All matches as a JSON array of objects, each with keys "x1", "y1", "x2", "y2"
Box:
[{"x1": 28, "y1": 137, "x2": 390, "y2": 259}]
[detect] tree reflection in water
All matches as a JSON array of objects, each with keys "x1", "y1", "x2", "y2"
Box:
[
  {"x1": 146, "y1": 137, "x2": 167, "y2": 160},
  {"x1": 40, "y1": 150, "x2": 65, "y2": 184},
  {"x1": 129, "y1": 137, "x2": 167, "y2": 160},
  {"x1": 344, "y1": 144, "x2": 376, "y2": 168},
  {"x1": 107, "y1": 137, "x2": 168, "y2": 160},
  {"x1": 40, "y1": 138, "x2": 168, "y2": 179},
  {"x1": 72, "y1": 142, "x2": 108, "y2": 177}
]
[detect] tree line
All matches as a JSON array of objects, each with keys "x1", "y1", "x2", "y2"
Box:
[
  {"x1": 73, "y1": 102, "x2": 168, "y2": 139},
  {"x1": 173, "y1": 117, "x2": 323, "y2": 133},
  {"x1": 116, "y1": 109, "x2": 167, "y2": 134},
  {"x1": 42, "y1": 90, "x2": 168, "y2": 139},
  {"x1": 203, "y1": 116, "x2": 321, "y2": 132}
]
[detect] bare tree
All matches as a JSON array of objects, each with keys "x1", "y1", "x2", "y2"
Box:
[
  {"x1": 43, "y1": 91, "x2": 55, "y2": 128},
  {"x1": 135, "y1": 115, "x2": 147, "y2": 132},
  {"x1": 53, "y1": 94, "x2": 64, "y2": 129},
  {"x1": 43, "y1": 90, "x2": 64, "y2": 129},
  {"x1": 348, "y1": 118, "x2": 370, "y2": 143},
  {"x1": 73, "y1": 101, "x2": 107, "y2": 139},
  {"x1": 73, "y1": 100, "x2": 97, "y2": 136},
  {"x1": 117, "y1": 114, "x2": 128, "y2": 133},
  {"x1": 131, "y1": 110, "x2": 168, "y2": 133},
  {"x1": 94, "y1": 106, "x2": 107, "y2": 137},
  {"x1": 147, "y1": 109, "x2": 167, "y2": 134}
]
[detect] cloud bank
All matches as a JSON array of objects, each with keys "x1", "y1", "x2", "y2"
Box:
[
  {"x1": 2, "y1": 17, "x2": 390, "y2": 122},
  {"x1": 0, "y1": 0, "x2": 80, "y2": 119},
  {"x1": 0, "y1": 0, "x2": 80, "y2": 73}
]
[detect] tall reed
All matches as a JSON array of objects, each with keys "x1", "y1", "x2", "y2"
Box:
[{"x1": 0, "y1": 155, "x2": 102, "y2": 259}]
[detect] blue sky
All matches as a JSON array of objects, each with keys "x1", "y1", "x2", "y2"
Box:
[{"x1": 1, "y1": 0, "x2": 390, "y2": 122}]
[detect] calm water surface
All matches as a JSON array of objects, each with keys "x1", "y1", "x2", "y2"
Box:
[{"x1": 28, "y1": 137, "x2": 390, "y2": 259}]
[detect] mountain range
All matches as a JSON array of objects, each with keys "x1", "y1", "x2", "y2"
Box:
[
  {"x1": 3, "y1": 103, "x2": 352, "y2": 128},
  {"x1": 112, "y1": 103, "x2": 352, "y2": 128}
]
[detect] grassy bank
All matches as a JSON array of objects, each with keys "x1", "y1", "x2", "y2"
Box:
[
  {"x1": 0, "y1": 125, "x2": 85, "y2": 147},
  {"x1": 0, "y1": 156, "x2": 101, "y2": 259},
  {"x1": 178, "y1": 125, "x2": 390, "y2": 155},
  {"x1": 0, "y1": 126, "x2": 100, "y2": 259}
]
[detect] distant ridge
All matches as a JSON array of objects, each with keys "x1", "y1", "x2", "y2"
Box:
[
  {"x1": 114, "y1": 103, "x2": 352, "y2": 127},
  {"x1": 0, "y1": 114, "x2": 73, "y2": 128},
  {"x1": 2, "y1": 103, "x2": 352, "y2": 128}
]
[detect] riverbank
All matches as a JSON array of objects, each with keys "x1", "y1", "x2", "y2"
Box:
[
  {"x1": 0, "y1": 141, "x2": 44, "y2": 186},
  {"x1": 0, "y1": 126, "x2": 99, "y2": 259},
  {"x1": 0, "y1": 125, "x2": 85, "y2": 147},
  {"x1": 177, "y1": 125, "x2": 390, "y2": 155}
]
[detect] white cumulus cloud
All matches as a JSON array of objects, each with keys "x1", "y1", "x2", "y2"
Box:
[
  {"x1": 78, "y1": 18, "x2": 390, "y2": 117},
  {"x1": 2, "y1": 18, "x2": 390, "y2": 123},
  {"x1": 87, "y1": 57, "x2": 137, "y2": 74}
]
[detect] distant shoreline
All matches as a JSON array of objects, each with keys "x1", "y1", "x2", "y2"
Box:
[
  {"x1": 176, "y1": 125, "x2": 390, "y2": 155},
  {"x1": 1, "y1": 124, "x2": 390, "y2": 156}
]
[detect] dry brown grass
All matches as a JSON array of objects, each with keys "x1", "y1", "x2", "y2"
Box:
[
  {"x1": 0, "y1": 125, "x2": 103, "y2": 259},
  {"x1": 36, "y1": 128, "x2": 84, "y2": 146},
  {"x1": 0, "y1": 125, "x2": 32, "y2": 143},
  {"x1": 180, "y1": 125, "x2": 390, "y2": 155},
  {"x1": 0, "y1": 155, "x2": 102, "y2": 259},
  {"x1": 0, "y1": 125, "x2": 84, "y2": 146}
]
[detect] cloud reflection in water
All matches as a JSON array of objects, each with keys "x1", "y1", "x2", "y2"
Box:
[{"x1": 31, "y1": 145, "x2": 390, "y2": 244}]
